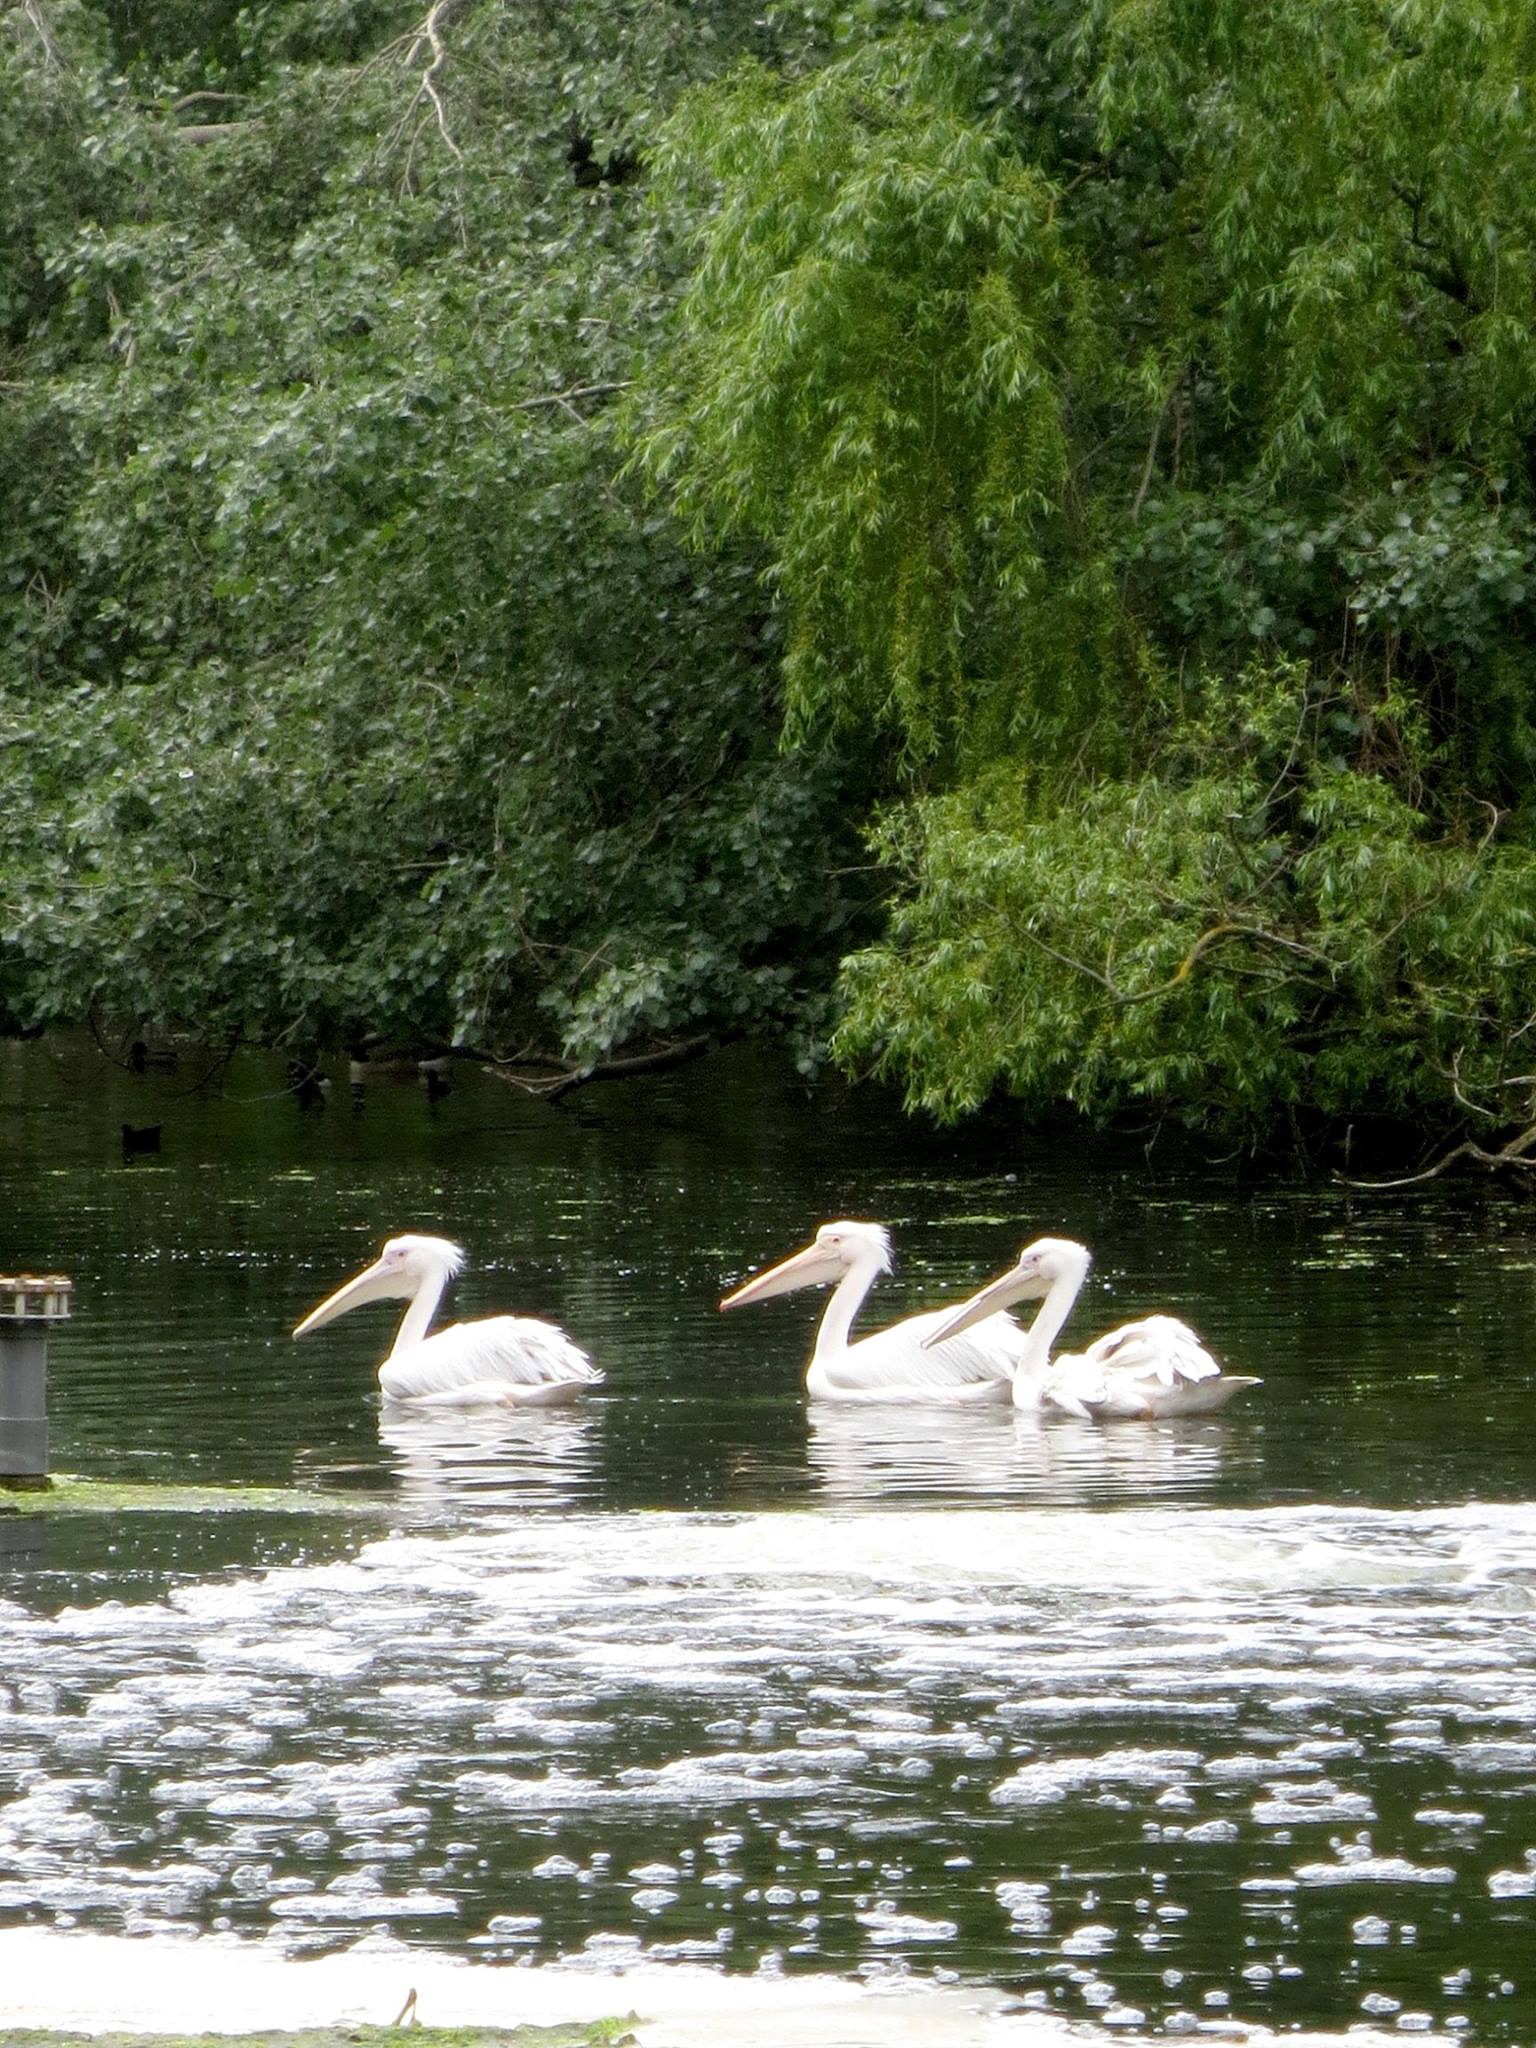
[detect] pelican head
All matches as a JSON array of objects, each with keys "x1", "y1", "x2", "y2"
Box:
[
  {"x1": 921, "y1": 1236, "x2": 1092, "y2": 1347},
  {"x1": 293, "y1": 1233, "x2": 466, "y2": 1338},
  {"x1": 720, "y1": 1220, "x2": 894, "y2": 1311}
]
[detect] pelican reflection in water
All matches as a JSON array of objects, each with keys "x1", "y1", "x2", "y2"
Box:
[
  {"x1": 293, "y1": 1232, "x2": 601, "y2": 1407},
  {"x1": 376, "y1": 1402, "x2": 599, "y2": 1509},
  {"x1": 806, "y1": 1400, "x2": 1234, "y2": 1505},
  {"x1": 805, "y1": 1401, "x2": 1018, "y2": 1502},
  {"x1": 720, "y1": 1219, "x2": 1025, "y2": 1404},
  {"x1": 924, "y1": 1235, "x2": 1259, "y2": 1419}
]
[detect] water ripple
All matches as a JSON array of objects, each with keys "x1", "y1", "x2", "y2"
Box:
[{"x1": 0, "y1": 1499, "x2": 1533, "y2": 2037}]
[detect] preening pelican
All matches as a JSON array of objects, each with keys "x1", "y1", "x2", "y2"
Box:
[
  {"x1": 293, "y1": 1233, "x2": 602, "y2": 1407},
  {"x1": 719, "y1": 1220, "x2": 1025, "y2": 1405},
  {"x1": 922, "y1": 1236, "x2": 1258, "y2": 1419}
]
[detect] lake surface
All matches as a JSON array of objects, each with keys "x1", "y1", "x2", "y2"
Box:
[{"x1": 1, "y1": 1034, "x2": 1534, "y2": 2042}]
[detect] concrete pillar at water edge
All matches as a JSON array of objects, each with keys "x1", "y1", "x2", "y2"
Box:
[{"x1": 0, "y1": 1273, "x2": 73, "y2": 1483}]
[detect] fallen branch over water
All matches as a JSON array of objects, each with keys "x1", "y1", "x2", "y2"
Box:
[
  {"x1": 1337, "y1": 1118, "x2": 1536, "y2": 1189},
  {"x1": 481, "y1": 1035, "x2": 713, "y2": 1102}
]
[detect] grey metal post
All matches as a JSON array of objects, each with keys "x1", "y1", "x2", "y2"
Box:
[{"x1": 0, "y1": 1275, "x2": 73, "y2": 1484}]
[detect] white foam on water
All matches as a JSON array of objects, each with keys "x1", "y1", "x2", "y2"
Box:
[
  {"x1": 365, "y1": 1499, "x2": 1536, "y2": 1599},
  {"x1": 992, "y1": 1749, "x2": 1202, "y2": 1808},
  {"x1": 2, "y1": 1495, "x2": 1532, "y2": 2037},
  {"x1": 0, "y1": 1927, "x2": 1456, "y2": 2046},
  {"x1": 1294, "y1": 1855, "x2": 1458, "y2": 1887}
]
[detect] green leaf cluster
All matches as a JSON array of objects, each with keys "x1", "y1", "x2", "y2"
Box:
[{"x1": 836, "y1": 665, "x2": 1536, "y2": 1141}]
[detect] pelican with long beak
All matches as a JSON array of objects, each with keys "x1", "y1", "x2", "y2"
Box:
[
  {"x1": 293, "y1": 1233, "x2": 602, "y2": 1407},
  {"x1": 922, "y1": 1236, "x2": 1258, "y2": 1419},
  {"x1": 719, "y1": 1219, "x2": 1024, "y2": 1404}
]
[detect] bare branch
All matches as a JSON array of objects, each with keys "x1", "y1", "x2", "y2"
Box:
[
  {"x1": 511, "y1": 381, "x2": 631, "y2": 413},
  {"x1": 1339, "y1": 1119, "x2": 1536, "y2": 1190},
  {"x1": 419, "y1": 0, "x2": 464, "y2": 160},
  {"x1": 1011, "y1": 915, "x2": 1333, "y2": 1007},
  {"x1": 482, "y1": 1035, "x2": 714, "y2": 1102},
  {"x1": 174, "y1": 121, "x2": 266, "y2": 144},
  {"x1": 1430, "y1": 1046, "x2": 1502, "y2": 1124},
  {"x1": 170, "y1": 91, "x2": 254, "y2": 111},
  {"x1": 393, "y1": 0, "x2": 474, "y2": 164},
  {"x1": 1008, "y1": 922, "x2": 1119, "y2": 993},
  {"x1": 1130, "y1": 372, "x2": 1182, "y2": 524},
  {"x1": 17, "y1": 0, "x2": 61, "y2": 69}
]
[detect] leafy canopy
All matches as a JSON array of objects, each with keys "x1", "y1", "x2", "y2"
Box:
[
  {"x1": 0, "y1": 0, "x2": 868, "y2": 1064},
  {"x1": 631, "y1": 0, "x2": 1536, "y2": 1153},
  {"x1": 8, "y1": 0, "x2": 1536, "y2": 1155}
]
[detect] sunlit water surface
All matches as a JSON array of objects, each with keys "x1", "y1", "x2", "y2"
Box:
[{"x1": 1, "y1": 1036, "x2": 1534, "y2": 2041}]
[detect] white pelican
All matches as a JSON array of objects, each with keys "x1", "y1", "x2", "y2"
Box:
[
  {"x1": 922, "y1": 1236, "x2": 1258, "y2": 1419},
  {"x1": 293, "y1": 1233, "x2": 601, "y2": 1407},
  {"x1": 719, "y1": 1219, "x2": 1024, "y2": 1404}
]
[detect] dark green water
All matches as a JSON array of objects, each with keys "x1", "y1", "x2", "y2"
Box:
[{"x1": 1, "y1": 1035, "x2": 1534, "y2": 2042}]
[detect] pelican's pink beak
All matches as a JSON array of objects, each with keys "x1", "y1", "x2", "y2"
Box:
[
  {"x1": 719, "y1": 1238, "x2": 843, "y2": 1311},
  {"x1": 293, "y1": 1254, "x2": 410, "y2": 1338},
  {"x1": 919, "y1": 1260, "x2": 1047, "y2": 1349}
]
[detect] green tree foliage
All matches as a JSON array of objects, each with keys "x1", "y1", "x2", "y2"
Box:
[
  {"x1": 837, "y1": 666, "x2": 1536, "y2": 1142},
  {"x1": 0, "y1": 0, "x2": 865, "y2": 1063},
  {"x1": 631, "y1": 36, "x2": 1097, "y2": 761},
  {"x1": 634, "y1": 0, "x2": 1536, "y2": 1155},
  {"x1": 8, "y1": 0, "x2": 1536, "y2": 1155}
]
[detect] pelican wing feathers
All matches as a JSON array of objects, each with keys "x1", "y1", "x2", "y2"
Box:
[
  {"x1": 1081, "y1": 1314, "x2": 1221, "y2": 1386},
  {"x1": 919, "y1": 1235, "x2": 1256, "y2": 1421},
  {"x1": 379, "y1": 1314, "x2": 602, "y2": 1406},
  {"x1": 816, "y1": 1307, "x2": 1024, "y2": 1404}
]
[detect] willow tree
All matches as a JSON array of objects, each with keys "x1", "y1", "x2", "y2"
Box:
[
  {"x1": 635, "y1": 0, "x2": 1536, "y2": 1164},
  {"x1": 631, "y1": 36, "x2": 1110, "y2": 763}
]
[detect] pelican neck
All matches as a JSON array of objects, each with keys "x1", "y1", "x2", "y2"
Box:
[
  {"x1": 387, "y1": 1265, "x2": 450, "y2": 1359},
  {"x1": 1016, "y1": 1260, "x2": 1089, "y2": 1381},
  {"x1": 810, "y1": 1253, "x2": 886, "y2": 1362}
]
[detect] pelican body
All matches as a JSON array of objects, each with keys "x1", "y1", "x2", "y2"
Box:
[
  {"x1": 293, "y1": 1233, "x2": 601, "y2": 1408},
  {"x1": 923, "y1": 1235, "x2": 1258, "y2": 1419},
  {"x1": 719, "y1": 1219, "x2": 1025, "y2": 1405}
]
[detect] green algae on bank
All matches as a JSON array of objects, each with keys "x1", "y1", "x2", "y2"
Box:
[
  {"x1": 0, "y1": 1474, "x2": 394, "y2": 1517},
  {"x1": 2, "y1": 2026, "x2": 637, "y2": 2048}
]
